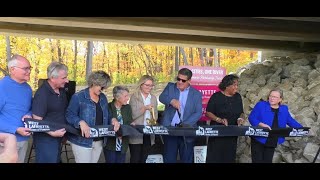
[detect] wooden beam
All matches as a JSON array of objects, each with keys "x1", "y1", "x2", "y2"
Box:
[
  {"x1": 1, "y1": 17, "x2": 320, "y2": 42},
  {"x1": 0, "y1": 22, "x2": 319, "y2": 52}
]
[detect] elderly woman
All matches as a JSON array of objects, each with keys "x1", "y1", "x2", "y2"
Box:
[
  {"x1": 205, "y1": 74, "x2": 245, "y2": 163},
  {"x1": 129, "y1": 75, "x2": 158, "y2": 163},
  {"x1": 103, "y1": 86, "x2": 132, "y2": 163},
  {"x1": 66, "y1": 70, "x2": 120, "y2": 163}
]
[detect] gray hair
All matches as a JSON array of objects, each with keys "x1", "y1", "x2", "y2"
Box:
[
  {"x1": 47, "y1": 61, "x2": 68, "y2": 78},
  {"x1": 87, "y1": 70, "x2": 111, "y2": 88},
  {"x1": 7, "y1": 54, "x2": 25, "y2": 69},
  {"x1": 113, "y1": 86, "x2": 129, "y2": 99}
]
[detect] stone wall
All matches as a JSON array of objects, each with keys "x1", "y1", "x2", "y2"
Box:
[{"x1": 236, "y1": 52, "x2": 320, "y2": 163}]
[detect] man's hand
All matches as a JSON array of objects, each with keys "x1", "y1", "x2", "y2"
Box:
[
  {"x1": 170, "y1": 99, "x2": 180, "y2": 110},
  {"x1": 16, "y1": 127, "x2": 31, "y2": 136},
  {"x1": 22, "y1": 114, "x2": 32, "y2": 121},
  {"x1": 47, "y1": 128, "x2": 66, "y2": 137},
  {"x1": 0, "y1": 133, "x2": 18, "y2": 163}
]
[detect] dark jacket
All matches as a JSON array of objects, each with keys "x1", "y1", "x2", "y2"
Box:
[
  {"x1": 159, "y1": 82, "x2": 202, "y2": 127},
  {"x1": 104, "y1": 100, "x2": 133, "y2": 154}
]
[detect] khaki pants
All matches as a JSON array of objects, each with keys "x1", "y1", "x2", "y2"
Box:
[
  {"x1": 71, "y1": 141, "x2": 103, "y2": 163},
  {"x1": 17, "y1": 141, "x2": 28, "y2": 163}
]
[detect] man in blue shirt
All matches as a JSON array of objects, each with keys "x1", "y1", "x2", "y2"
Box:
[
  {"x1": 0, "y1": 54, "x2": 32, "y2": 163},
  {"x1": 159, "y1": 68, "x2": 202, "y2": 163}
]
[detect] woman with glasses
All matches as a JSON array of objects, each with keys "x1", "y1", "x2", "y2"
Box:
[
  {"x1": 205, "y1": 74, "x2": 245, "y2": 163},
  {"x1": 66, "y1": 70, "x2": 120, "y2": 163},
  {"x1": 249, "y1": 88, "x2": 302, "y2": 163},
  {"x1": 129, "y1": 75, "x2": 158, "y2": 163}
]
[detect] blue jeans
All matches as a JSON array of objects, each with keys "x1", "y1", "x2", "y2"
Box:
[
  {"x1": 163, "y1": 136, "x2": 194, "y2": 163},
  {"x1": 104, "y1": 149, "x2": 126, "y2": 163},
  {"x1": 33, "y1": 134, "x2": 62, "y2": 163}
]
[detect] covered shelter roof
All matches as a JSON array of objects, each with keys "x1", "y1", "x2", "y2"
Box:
[{"x1": 0, "y1": 17, "x2": 320, "y2": 51}]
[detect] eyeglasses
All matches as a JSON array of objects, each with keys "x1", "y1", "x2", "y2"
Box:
[
  {"x1": 143, "y1": 83, "x2": 155, "y2": 88},
  {"x1": 269, "y1": 95, "x2": 280, "y2": 99},
  {"x1": 176, "y1": 77, "x2": 188, "y2": 83},
  {"x1": 14, "y1": 66, "x2": 32, "y2": 72}
]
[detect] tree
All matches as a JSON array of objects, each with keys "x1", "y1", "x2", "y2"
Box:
[
  {"x1": 174, "y1": 46, "x2": 179, "y2": 71},
  {"x1": 179, "y1": 47, "x2": 188, "y2": 65},
  {"x1": 0, "y1": 35, "x2": 11, "y2": 75},
  {"x1": 57, "y1": 40, "x2": 62, "y2": 62},
  {"x1": 73, "y1": 40, "x2": 78, "y2": 80},
  {"x1": 86, "y1": 41, "x2": 93, "y2": 80}
]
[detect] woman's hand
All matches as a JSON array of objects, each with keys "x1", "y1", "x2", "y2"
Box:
[
  {"x1": 216, "y1": 117, "x2": 228, "y2": 126},
  {"x1": 112, "y1": 118, "x2": 120, "y2": 132},
  {"x1": 130, "y1": 122, "x2": 136, "y2": 126},
  {"x1": 237, "y1": 118, "x2": 245, "y2": 126},
  {"x1": 79, "y1": 120, "x2": 91, "y2": 138},
  {"x1": 258, "y1": 122, "x2": 271, "y2": 130},
  {"x1": 144, "y1": 105, "x2": 153, "y2": 111}
]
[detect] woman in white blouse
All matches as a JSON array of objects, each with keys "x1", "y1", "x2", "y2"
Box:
[{"x1": 129, "y1": 75, "x2": 158, "y2": 163}]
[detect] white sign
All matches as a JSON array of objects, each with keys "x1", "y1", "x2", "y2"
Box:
[
  {"x1": 289, "y1": 128, "x2": 309, "y2": 137},
  {"x1": 194, "y1": 146, "x2": 207, "y2": 163},
  {"x1": 146, "y1": 154, "x2": 163, "y2": 163}
]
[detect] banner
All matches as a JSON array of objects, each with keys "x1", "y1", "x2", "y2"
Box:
[
  {"x1": 179, "y1": 66, "x2": 226, "y2": 85},
  {"x1": 179, "y1": 66, "x2": 226, "y2": 122},
  {"x1": 192, "y1": 85, "x2": 220, "y2": 121}
]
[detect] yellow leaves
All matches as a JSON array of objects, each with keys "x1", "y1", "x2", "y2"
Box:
[
  {"x1": 0, "y1": 34, "x2": 258, "y2": 89},
  {"x1": 220, "y1": 49, "x2": 257, "y2": 73}
]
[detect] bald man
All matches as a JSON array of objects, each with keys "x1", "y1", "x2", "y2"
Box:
[{"x1": 0, "y1": 54, "x2": 32, "y2": 163}]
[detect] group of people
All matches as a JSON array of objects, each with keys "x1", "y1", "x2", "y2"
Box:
[
  {"x1": 0, "y1": 54, "x2": 303, "y2": 163},
  {"x1": 0, "y1": 54, "x2": 161, "y2": 163},
  {"x1": 204, "y1": 74, "x2": 302, "y2": 163}
]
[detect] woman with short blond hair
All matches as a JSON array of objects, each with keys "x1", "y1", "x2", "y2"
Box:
[{"x1": 66, "y1": 70, "x2": 120, "y2": 163}]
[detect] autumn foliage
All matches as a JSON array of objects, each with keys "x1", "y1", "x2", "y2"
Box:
[{"x1": 0, "y1": 35, "x2": 257, "y2": 91}]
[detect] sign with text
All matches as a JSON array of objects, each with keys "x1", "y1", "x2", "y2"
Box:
[
  {"x1": 179, "y1": 66, "x2": 226, "y2": 85},
  {"x1": 192, "y1": 85, "x2": 220, "y2": 121}
]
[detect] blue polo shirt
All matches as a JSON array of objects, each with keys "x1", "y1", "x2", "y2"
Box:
[{"x1": 32, "y1": 80, "x2": 68, "y2": 130}]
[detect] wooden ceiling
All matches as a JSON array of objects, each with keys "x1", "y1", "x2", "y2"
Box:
[{"x1": 0, "y1": 17, "x2": 320, "y2": 52}]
